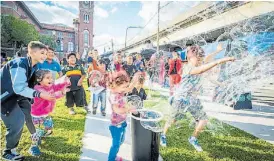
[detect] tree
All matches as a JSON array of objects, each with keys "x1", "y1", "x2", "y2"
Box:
[
  {"x1": 39, "y1": 35, "x2": 57, "y2": 49},
  {"x1": 1, "y1": 15, "x2": 39, "y2": 48}
]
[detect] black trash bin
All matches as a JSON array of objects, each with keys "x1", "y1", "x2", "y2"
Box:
[
  {"x1": 233, "y1": 92, "x2": 252, "y2": 110},
  {"x1": 131, "y1": 113, "x2": 162, "y2": 161}
]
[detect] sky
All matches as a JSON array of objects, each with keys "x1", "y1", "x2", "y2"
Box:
[{"x1": 25, "y1": 1, "x2": 201, "y2": 54}]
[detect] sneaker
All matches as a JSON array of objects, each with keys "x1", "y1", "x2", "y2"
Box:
[
  {"x1": 85, "y1": 106, "x2": 91, "y2": 114},
  {"x1": 10, "y1": 149, "x2": 24, "y2": 160},
  {"x1": 160, "y1": 134, "x2": 167, "y2": 147},
  {"x1": 115, "y1": 156, "x2": 123, "y2": 161},
  {"x1": 92, "y1": 109, "x2": 96, "y2": 115},
  {"x1": 2, "y1": 151, "x2": 24, "y2": 161},
  {"x1": 101, "y1": 112, "x2": 106, "y2": 117},
  {"x1": 188, "y1": 136, "x2": 203, "y2": 152},
  {"x1": 44, "y1": 130, "x2": 53, "y2": 137},
  {"x1": 69, "y1": 108, "x2": 76, "y2": 115},
  {"x1": 28, "y1": 145, "x2": 41, "y2": 156},
  {"x1": 31, "y1": 132, "x2": 42, "y2": 145}
]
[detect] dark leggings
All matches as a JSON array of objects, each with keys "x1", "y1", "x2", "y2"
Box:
[{"x1": 18, "y1": 98, "x2": 36, "y2": 134}]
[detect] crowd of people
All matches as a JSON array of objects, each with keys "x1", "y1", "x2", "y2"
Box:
[{"x1": 1, "y1": 40, "x2": 235, "y2": 161}]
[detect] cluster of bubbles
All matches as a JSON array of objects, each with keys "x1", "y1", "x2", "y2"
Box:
[{"x1": 129, "y1": 2, "x2": 274, "y2": 134}]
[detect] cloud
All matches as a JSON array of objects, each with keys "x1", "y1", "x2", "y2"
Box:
[
  {"x1": 25, "y1": 1, "x2": 77, "y2": 27},
  {"x1": 133, "y1": 1, "x2": 200, "y2": 43},
  {"x1": 52, "y1": 1, "x2": 79, "y2": 11},
  {"x1": 111, "y1": 7, "x2": 118, "y2": 14},
  {"x1": 95, "y1": 6, "x2": 109, "y2": 18}
]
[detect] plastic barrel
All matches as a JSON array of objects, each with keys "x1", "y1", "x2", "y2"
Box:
[{"x1": 131, "y1": 113, "x2": 161, "y2": 161}]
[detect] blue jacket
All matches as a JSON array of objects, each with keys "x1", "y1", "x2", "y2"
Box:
[{"x1": 1, "y1": 57, "x2": 40, "y2": 115}]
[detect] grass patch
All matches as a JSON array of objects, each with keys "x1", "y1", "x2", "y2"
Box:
[
  {"x1": 144, "y1": 88, "x2": 274, "y2": 161},
  {"x1": 160, "y1": 119, "x2": 274, "y2": 161},
  {"x1": 1, "y1": 81, "x2": 90, "y2": 161}
]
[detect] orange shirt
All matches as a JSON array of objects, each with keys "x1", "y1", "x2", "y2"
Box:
[{"x1": 88, "y1": 59, "x2": 100, "y2": 74}]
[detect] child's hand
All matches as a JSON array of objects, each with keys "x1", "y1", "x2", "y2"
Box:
[
  {"x1": 65, "y1": 76, "x2": 71, "y2": 85},
  {"x1": 216, "y1": 44, "x2": 223, "y2": 52},
  {"x1": 77, "y1": 80, "x2": 83, "y2": 86},
  {"x1": 40, "y1": 92, "x2": 55, "y2": 101}
]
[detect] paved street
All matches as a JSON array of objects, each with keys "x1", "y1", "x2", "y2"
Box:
[{"x1": 80, "y1": 78, "x2": 274, "y2": 161}]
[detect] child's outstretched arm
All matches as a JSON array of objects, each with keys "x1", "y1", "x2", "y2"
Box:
[
  {"x1": 204, "y1": 44, "x2": 224, "y2": 63},
  {"x1": 53, "y1": 76, "x2": 71, "y2": 92},
  {"x1": 190, "y1": 57, "x2": 235, "y2": 75}
]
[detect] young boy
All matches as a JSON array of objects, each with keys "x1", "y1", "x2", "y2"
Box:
[
  {"x1": 134, "y1": 54, "x2": 145, "y2": 72},
  {"x1": 123, "y1": 55, "x2": 137, "y2": 80},
  {"x1": 37, "y1": 47, "x2": 62, "y2": 79},
  {"x1": 90, "y1": 59, "x2": 108, "y2": 116},
  {"x1": 1, "y1": 41, "x2": 55, "y2": 160},
  {"x1": 62, "y1": 53, "x2": 90, "y2": 115},
  {"x1": 113, "y1": 52, "x2": 124, "y2": 72},
  {"x1": 160, "y1": 45, "x2": 235, "y2": 152}
]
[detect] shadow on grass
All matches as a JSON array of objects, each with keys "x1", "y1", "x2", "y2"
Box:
[
  {"x1": 160, "y1": 119, "x2": 274, "y2": 161},
  {"x1": 42, "y1": 137, "x2": 81, "y2": 154}
]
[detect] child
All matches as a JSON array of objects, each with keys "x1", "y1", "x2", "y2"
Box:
[
  {"x1": 30, "y1": 70, "x2": 70, "y2": 155},
  {"x1": 1, "y1": 41, "x2": 55, "y2": 160},
  {"x1": 89, "y1": 59, "x2": 108, "y2": 116},
  {"x1": 107, "y1": 71, "x2": 138, "y2": 161},
  {"x1": 113, "y1": 52, "x2": 124, "y2": 72},
  {"x1": 128, "y1": 72, "x2": 147, "y2": 107},
  {"x1": 62, "y1": 53, "x2": 90, "y2": 115},
  {"x1": 134, "y1": 54, "x2": 145, "y2": 72},
  {"x1": 123, "y1": 55, "x2": 137, "y2": 80},
  {"x1": 160, "y1": 45, "x2": 235, "y2": 152},
  {"x1": 87, "y1": 50, "x2": 100, "y2": 87}
]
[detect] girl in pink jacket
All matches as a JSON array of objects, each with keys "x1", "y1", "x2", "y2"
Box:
[{"x1": 31, "y1": 69, "x2": 70, "y2": 137}]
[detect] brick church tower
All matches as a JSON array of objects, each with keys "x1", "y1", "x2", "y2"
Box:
[{"x1": 74, "y1": 1, "x2": 94, "y2": 58}]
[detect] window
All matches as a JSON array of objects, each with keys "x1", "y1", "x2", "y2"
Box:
[
  {"x1": 84, "y1": 30, "x2": 89, "y2": 46},
  {"x1": 69, "y1": 33, "x2": 73, "y2": 38},
  {"x1": 60, "y1": 41, "x2": 63, "y2": 51},
  {"x1": 58, "y1": 32, "x2": 63, "y2": 38},
  {"x1": 84, "y1": 14, "x2": 89, "y2": 23},
  {"x1": 68, "y1": 42, "x2": 74, "y2": 52}
]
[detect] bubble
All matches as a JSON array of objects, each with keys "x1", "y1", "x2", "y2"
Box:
[
  {"x1": 131, "y1": 109, "x2": 164, "y2": 133},
  {"x1": 125, "y1": 95, "x2": 143, "y2": 110},
  {"x1": 89, "y1": 70, "x2": 102, "y2": 86}
]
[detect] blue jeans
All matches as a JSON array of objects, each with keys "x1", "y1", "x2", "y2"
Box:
[
  {"x1": 92, "y1": 90, "x2": 106, "y2": 112},
  {"x1": 108, "y1": 122, "x2": 127, "y2": 161}
]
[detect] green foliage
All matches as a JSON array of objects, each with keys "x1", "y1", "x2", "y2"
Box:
[
  {"x1": 39, "y1": 35, "x2": 57, "y2": 49},
  {"x1": 1, "y1": 15, "x2": 39, "y2": 47}
]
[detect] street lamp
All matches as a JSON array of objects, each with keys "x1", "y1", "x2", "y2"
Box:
[{"x1": 125, "y1": 26, "x2": 143, "y2": 49}]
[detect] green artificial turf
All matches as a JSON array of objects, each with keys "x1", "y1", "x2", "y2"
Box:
[{"x1": 1, "y1": 82, "x2": 90, "y2": 161}]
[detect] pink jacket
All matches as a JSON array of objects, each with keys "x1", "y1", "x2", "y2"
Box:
[{"x1": 31, "y1": 82, "x2": 70, "y2": 117}]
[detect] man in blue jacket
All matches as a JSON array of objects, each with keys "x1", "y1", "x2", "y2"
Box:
[{"x1": 1, "y1": 41, "x2": 55, "y2": 161}]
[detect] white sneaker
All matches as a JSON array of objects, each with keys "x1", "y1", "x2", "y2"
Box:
[
  {"x1": 160, "y1": 134, "x2": 167, "y2": 147},
  {"x1": 11, "y1": 148, "x2": 24, "y2": 159},
  {"x1": 69, "y1": 108, "x2": 76, "y2": 115},
  {"x1": 188, "y1": 136, "x2": 203, "y2": 152}
]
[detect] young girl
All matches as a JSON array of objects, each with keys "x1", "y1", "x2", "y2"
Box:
[
  {"x1": 160, "y1": 45, "x2": 235, "y2": 152},
  {"x1": 107, "y1": 71, "x2": 138, "y2": 161},
  {"x1": 30, "y1": 69, "x2": 70, "y2": 155},
  {"x1": 89, "y1": 60, "x2": 108, "y2": 116},
  {"x1": 128, "y1": 72, "x2": 147, "y2": 107}
]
